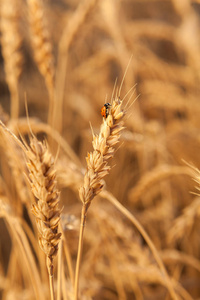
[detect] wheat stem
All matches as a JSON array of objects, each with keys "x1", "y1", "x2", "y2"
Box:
[
  {"x1": 61, "y1": 226, "x2": 74, "y2": 286},
  {"x1": 57, "y1": 238, "x2": 62, "y2": 300},
  {"x1": 10, "y1": 84, "x2": 20, "y2": 120},
  {"x1": 49, "y1": 272, "x2": 55, "y2": 300},
  {"x1": 74, "y1": 204, "x2": 87, "y2": 300}
]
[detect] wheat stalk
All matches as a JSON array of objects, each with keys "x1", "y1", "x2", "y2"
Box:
[
  {"x1": 25, "y1": 137, "x2": 61, "y2": 300},
  {"x1": 74, "y1": 97, "x2": 125, "y2": 299}
]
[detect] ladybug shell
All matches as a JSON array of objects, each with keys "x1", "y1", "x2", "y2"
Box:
[
  {"x1": 101, "y1": 103, "x2": 111, "y2": 118},
  {"x1": 101, "y1": 106, "x2": 107, "y2": 118}
]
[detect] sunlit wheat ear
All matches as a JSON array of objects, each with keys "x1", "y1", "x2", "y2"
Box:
[
  {"x1": 1, "y1": 0, "x2": 23, "y2": 119},
  {"x1": 79, "y1": 97, "x2": 125, "y2": 212},
  {"x1": 25, "y1": 136, "x2": 61, "y2": 276},
  {"x1": 27, "y1": 0, "x2": 55, "y2": 95}
]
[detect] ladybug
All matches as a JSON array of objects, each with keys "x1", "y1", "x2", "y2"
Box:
[{"x1": 101, "y1": 102, "x2": 111, "y2": 118}]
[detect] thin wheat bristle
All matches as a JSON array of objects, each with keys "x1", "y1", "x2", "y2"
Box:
[{"x1": 25, "y1": 136, "x2": 61, "y2": 275}]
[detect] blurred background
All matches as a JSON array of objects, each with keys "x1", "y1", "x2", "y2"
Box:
[{"x1": 1, "y1": 0, "x2": 200, "y2": 299}]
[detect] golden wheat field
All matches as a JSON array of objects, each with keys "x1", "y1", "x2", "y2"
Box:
[{"x1": 1, "y1": 0, "x2": 200, "y2": 299}]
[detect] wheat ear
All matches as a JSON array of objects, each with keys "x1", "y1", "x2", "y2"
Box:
[
  {"x1": 74, "y1": 97, "x2": 125, "y2": 300},
  {"x1": 1, "y1": 0, "x2": 23, "y2": 119},
  {"x1": 25, "y1": 137, "x2": 61, "y2": 300},
  {"x1": 27, "y1": 0, "x2": 55, "y2": 125},
  {"x1": 0, "y1": 122, "x2": 61, "y2": 298}
]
